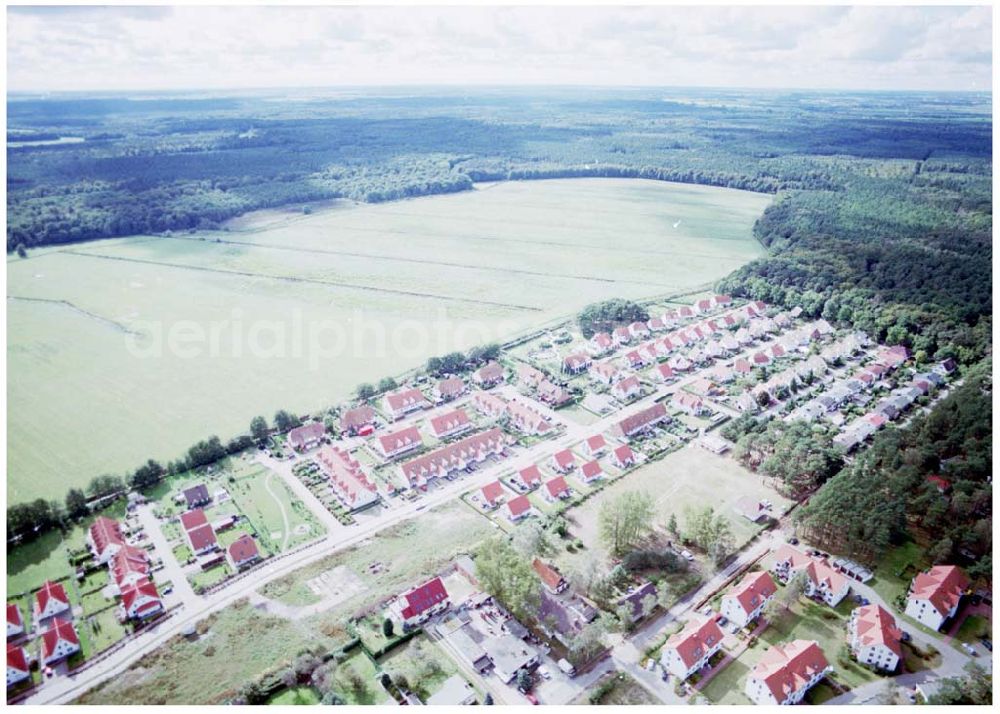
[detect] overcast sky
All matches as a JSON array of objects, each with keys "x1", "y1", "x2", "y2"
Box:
[{"x1": 6, "y1": 4, "x2": 993, "y2": 93}]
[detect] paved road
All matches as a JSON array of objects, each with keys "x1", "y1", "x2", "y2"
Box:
[{"x1": 134, "y1": 504, "x2": 197, "y2": 611}]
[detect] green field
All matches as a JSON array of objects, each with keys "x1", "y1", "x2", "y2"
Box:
[{"x1": 7, "y1": 179, "x2": 769, "y2": 501}]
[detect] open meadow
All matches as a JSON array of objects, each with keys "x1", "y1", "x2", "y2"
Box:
[{"x1": 7, "y1": 178, "x2": 769, "y2": 501}]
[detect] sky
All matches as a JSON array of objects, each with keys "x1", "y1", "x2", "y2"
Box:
[{"x1": 5, "y1": 4, "x2": 993, "y2": 93}]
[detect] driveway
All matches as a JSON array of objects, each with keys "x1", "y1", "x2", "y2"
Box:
[{"x1": 134, "y1": 504, "x2": 198, "y2": 610}]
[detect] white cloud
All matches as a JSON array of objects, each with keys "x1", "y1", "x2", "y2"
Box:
[{"x1": 5, "y1": 5, "x2": 992, "y2": 92}]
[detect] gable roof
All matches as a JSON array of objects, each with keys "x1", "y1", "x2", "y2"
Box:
[
  {"x1": 726, "y1": 571, "x2": 777, "y2": 615},
  {"x1": 288, "y1": 422, "x2": 326, "y2": 447},
  {"x1": 89, "y1": 515, "x2": 124, "y2": 553},
  {"x1": 506, "y1": 495, "x2": 532, "y2": 518},
  {"x1": 7, "y1": 603, "x2": 23, "y2": 629},
  {"x1": 532, "y1": 558, "x2": 566, "y2": 591},
  {"x1": 910, "y1": 565, "x2": 968, "y2": 617},
  {"x1": 35, "y1": 580, "x2": 69, "y2": 612},
  {"x1": 41, "y1": 618, "x2": 79, "y2": 659},
  {"x1": 179, "y1": 508, "x2": 208, "y2": 531},
  {"x1": 227, "y1": 533, "x2": 260, "y2": 564},
  {"x1": 430, "y1": 409, "x2": 471, "y2": 437},
  {"x1": 750, "y1": 640, "x2": 829, "y2": 703},
  {"x1": 183, "y1": 483, "x2": 210, "y2": 505},
  {"x1": 120, "y1": 579, "x2": 160, "y2": 612},
  {"x1": 436, "y1": 377, "x2": 465, "y2": 397},
  {"x1": 474, "y1": 361, "x2": 504, "y2": 382},
  {"x1": 377, "y1": 425, "x2": 423, "y2": 453},
  {"x1": 552, "y1": 449, "x2": 575, "y2": 469},
  {"x1": 7, "y1": 643, "x2": 29, "y2": 673},
  {"x1": 581, "y1": 460, "x2": 603, "y2": 479},
  {"x1": 517, "y1": 464, "x2": 543, "y2": 487},
  {"x1": 665, "y1": 616, "x2": 724, "y2": 669},
  {"x1": 341, "y1": 405, "x2": 376, "y2": 430},
  {"x1": 544, "y1": 476, "x2": 569, "y2": 499},
  {"x1": 614, "y1": 402, "x2": 668, "y2": 437},
  {"x1": 853, "y1": 604, "x2": 903, "y2": 658},
  {"x1": 187, "y1": 523, "x2": 217, "y2": 551},
  {"x1": 400, "y1": 577, "x2": 449, "y2": 619},
  {"x1": 613, "y1": 444, "x2": 635, "y2": 464},
  {"x1": 481, "y1": 480, "x2": 505, "y2": 505},
  {"x1": 385, "y1": 388, "x2": 429, "y2": 412}
]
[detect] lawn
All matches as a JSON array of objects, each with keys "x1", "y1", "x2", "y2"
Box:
[
  {"x1": 225, "y1": 460, "x2": 324, "y2": 553},
  {"x1": 188, "y1": 563, "x2": 232, "y2": 591},
  {"x1": 331, "y1": 651, "x2": 392, "y2": 706},
  {"x1": 79, "y1": 606, "x2": 130, "y2": 655},
  {"x1": 7, "y1": 529, "x2": 74, "y2": 596},
  {"x1": 954, "y1": 614, "x2": 990, "y2": 644},
  {"x1": 8, "y1": 179, "x2": 768, "y2": 502},
  {"x1": 377, "y1": 635, "x2": 458, "y2": 701},
  {"x1": 574, "y1": 670, "x2": 658, "y2": 705},
  {"x1": 869, "y1": 540, "x2": 927, "y2": 606},
  {"x1": 267, "y1": 686, "x2": 321, "y2": 705}
]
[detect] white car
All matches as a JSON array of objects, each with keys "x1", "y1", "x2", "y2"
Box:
[
  {"x1": 538, "y1": 666, "x2": 552, "y2": 680},
  {"x1": 681, "y1": 549, "x2": 695, "y2": 561}
]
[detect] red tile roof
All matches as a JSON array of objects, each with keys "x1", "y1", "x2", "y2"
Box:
[
  {"x1": 187, "y1": 523, "x2": 217, "y2": 552},
  {"x1": 288, "y1": 422, "x2": 325, "y2": 448},
  {"x1": 656, "y1": 363, "x2": 675, "y2": 380},
  {"x1": 507, "y1": 495, "x2": 532, "y2": 518},
  {"x1": 399, "y1": 428, "x2": 506, "y2": 486},
  {"x1": 517, "y1": 464, "x2": 543, "y2": 487},
  {"x1": 316, "y1": 445, "x2": 378, "y2": 507},
  {"x1": 581, "y1": 460, "x2": 603, "y2": 479},
  {"x1": 400, "y1": 577, "x2": 449, "y2": 619},
  {"x1": 665, "y1": 616, "x2": 724, "y2": 669},
  {"x1": 552, "y1": 449, "x2": 575, "y2": 469},
  {"x1": 751, "y1": 640, "x2": 829, "y2": 703},
  {"x1": 385, "y1": 388, "x2": 429, "y2": 413},
  {"x1": 120, "y1": 579, "x2": 161, "y2": 616},
  {"x1": 734, "y1": 358, "x2": 752, "y2": 373},
  {"x1": 7, "y1": 602, "x2": 23, "y2": 629},
  {"x1": 429, "y1": 409, "x2": 471, "y2": 437},
  {"x1": 481, "y1": 480, "x2": 504, "y2": 506},
  {"x1": 179, "y1": 508, "x2": 208, "y2": 531},
  {"x1": 41, "y1": 618, "x2": 78, "y2": 660},
  {"x1": 227, "y1": 533, "x2": 260, "y2": 565},
  {"x1": 436, "y1": 377, "x2": 465, "y2": 397},
  {"x1": 111, "y1": 545, "x2": 150, "y2": 585},
  {"x1": 35, "y1": 580, "x2": 69, "y2": 613},
  {"x1": 532, "y1": 559, "x2": 566, "y2": 591},
  {"x1": 613, "y1": 444, "x2": 635, "y2": 465},
  {"x1": 726, "y1": 571, "x2": 777, "y2": 616},
  {"x1": 377, "y1": 425, "x2": 423, "y2": 454},
  {"x1": 910, "y1": 565, "x2": 968, "y2": 617},
  {"x1": 544, "y1": 476, "x2": 570, "y2": 499},
  {"x1": 89, "y1": 515, "x2": 124, "y2": 554},
  {"x1": 586, "y1": 434, "x2": 607, "y2": 452},
  {"x1": 341, "y1": 405, "x2": 376, "y2": 431},
  {"x1": 853, "y1": 604, "x2": 903, "y2": 658},
  {"x1": 752, "y1": 351, "x2": 770, "y2": 364},
  {"x1": 7, "y1": 643, "x2": 29, "y2": 673},
  {"x1": 474, "y1": 361, "x2": 504, "y2": 383},
  {"x1": 614, "y1": 402, "x2": 668, "y2": 437}
]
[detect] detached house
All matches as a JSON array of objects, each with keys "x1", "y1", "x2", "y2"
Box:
[
  {"x1": 745, "y1": 640, "x2": 831, "y2": 706},
  {"x1": 904, "y1": 565, "x2": 968, "y2": 631},
  {"x1": 590, "y1": 361, "x2": 623, "y2": 386},
  {"x1": 434, "y1": 377, "x2": 466, "y2": 402},
  {"x1": 287, "y1": 422, "x2": 326, "y2": 451},
  {"x1": 40, "y1": 618, "x2": 80, "y2": 665},
  {"x1": 429, "y1": 409, "x2": 472, "y2": 440},
  {"x1": 721, "y1": 571, "x2": 777, "y2": 629},
  {"x1": 7, "y1": 644, "x2": 30, "y2": 689},
  {"x1": 34, "y1": 581, "x2": 70, "y2": 622},
  {"x1": 537, "y1": 380, "x2": 572, "y2": 407},
  {"x1": 517, "y1": 364, "x2": 546, "y2": 390},
  {"x1": 628, "y1": 321, "x2": 650, "y2": 339},
  {"x1": 505, "y1": 495, "x2": 533, "y2": 522},
  {"x1": 383, "y1": 388, "x2": 431, "y2": 421},
  {"x1": 480, "y1": 481, "x2": 506, "y2": 510},
  {"x1": 584, "y1": 434, "x2": 607, "y2": 457},
  {"x1": 376, "y1": 425, "x2": 424, "y2": 459},
  {"x1": 612, "y1": 444, "x2": 636, "y2": 468},
  {"x1": 227, "y1": 533, "x2": 262, "y2": 571},
  {"x1": 577, "y1": 460, "x2": 603, "y2": 486},
  {"x1": 180, "y1": 509, "x2": 219, "y2": 556},
  {"x1": 611, "y1": 402, "x2": 668, "y2": 440},
  {"x1": 551, "y1": 449, "x2": 576, "y2": 473},
  {"x1": 472, "y1": 391, "x2": 507, "y2": 419},
  {"x1": 389, "y1": 577, "x2": 450, "y2": 629},
  {"x1": 849, "y1": 604, "x2": 902, "y2": 672},
  {"x1": 472, "y1": 361, "x2": 505, "y2": 388},
  {"x1": 562, "y1": 352, "x2": 592, "y2": 375},
  {"x1": 118, "y1": 579, "x2": 163, "y2": 621},
  {"x1": 612, "y1": 375, "x2": 641, "y2": 401},
  {"x1": 653, "y1": 363, "x2": 675, "y2": 383},
  {"x1": 340, "y1": 405, "x2": 376, "y2": 436},
  {"x1": 661, "y1": 616, "x2": 724, "y2": 680},
  {"x1": 533, "y1": 559, "x2": 569, "y2": 594},
  {"x1": 513, "y1": 464, "x2": 543, "y2": 491},
  {"x1": 588, "y1": 332, "x2": 614, "y2": 356},
  {"x1": 771, "y1": 545, "x2": 850, "y2": 607},
  {"x1": 671, "y1": 392, "x2": 707, "y2": 416},
  {"x1": 6, "y1": 604, "x2": 24, "y2": 640},
  {"x1": 612, "y1": 326, "x2": 632, "y2": 345},
  {"x1": 543, "y1": 476, "x2": 571, "y2": 502}
]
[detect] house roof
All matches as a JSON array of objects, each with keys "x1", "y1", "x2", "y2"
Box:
[
  {"x1": 430, "y1": 409, "x2": 470, "y2": 437},
  {"x1": 378, "y1": 425, "x2": 423, "y2": 454},
  {"x1": 475, "y1": 361, "x2": 504, "y2": 382},
  {"x1": 7, "y1": 603, "x2": 23, "y2": 628},
  {"x1": 341, "y1": 405, "x2": 376, "y2": 430},
  {"x1": 481, "y1": 480, "x2": 505, "y2": 505},
  {"x1": 385, "y1": 388, "x2": 429, "y2": 412},
  {"x1": 89, "y1": 515, "x2": 124, "y2": 553},
  {"x1": 656, "y1": 363, "x2": 674, "y2": 379},
  {"x1": 183, "y1": 484, "x2": 210, "y2": 505},
  {"x1": 751, "y1": 640, "x2": 829, "y2": 703},
  {"x1": 726, "y1": 571, "x2": 777, "y2": 615},
  {"x1": 614, "y1": 375, "x2": 641, "y2": 394},
  {"x1": 615, "y1": 402, "x2": 667, "y2": 436},
  {"x1": 179, "y1": 508, "x2": 208, "y2": 531},
  {"x1": 400, "y1": 577, "x2": 449, "y2": 619},
  {"x1": 227, "y1": 533, "x2": 260, "y2": 564},
  {"x1": 35, "y1": 580, "x2": 69, "y2": 612},
  {"x1": 507, "y1": 495, "x2": 532, "y2": 518},
  {"x1": 581, "y1": 460, "x2": 603, "y2": 479},
  {"x1": 288, "y1": 422, "x2": 325, "y2": 447},
  {"x1": 585, "y1": 435, "x2": 607, "y2": 454},
  {"x1": 910, "y1": 565, "x2": 968, "y2": 617},
  {"x1": 665, "y1": 616, "x2": 724, "y2": 669},
  {"x1": 120, "y1": 579, "x2": 160, "y2": 613},
  {"x1": 591, "y1": 332, "x2": 613, "y2": 347},
  {"x1": 735, "y1": 358, "x2": 752, "y2": 373},
  {"x1": 399, "y1": 428, "x2": 506, "y2": 486},
  {"x1": 517, "y1": 464, "x2": 543, "y2": 487},
  {"x1": 437, "y1": 377, "x2": 465, "y2": 397},
  {"x1": 532, "y1": 559, "x2": 566, "y2": 591},
  {"x1": 187, "y1": 523, "x2": 217, "y2": 551},
  {"x1": 316, "y1": 445, "x2": 378, "y2": 505},
  {"x1": 853, "y1": 604, "x2": 903, "y2": 658},
  {"x1": 41, "y1": 618, "x2": 78, "y2": 659},
  {"x1": 613, "y1": 444, "x2": 635, "y2": 463},
  {"x1": 544, "y1": 476, "x2": 569, "y2": 499},
  {"x1": 7, "y1": 643, "x2": 29, "y2": 673},
  {"x1": 111, "y1": 545, "x2": 150, "y2": 585},
  {"x1": 552, "y1": 449, "x2": 575, "y2": 468}
]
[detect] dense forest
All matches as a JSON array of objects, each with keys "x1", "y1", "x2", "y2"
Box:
[{"x1": 7, "y1": 87, "x2": 992, "y2": 550}]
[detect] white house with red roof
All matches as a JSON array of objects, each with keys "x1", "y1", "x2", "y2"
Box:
[
  {"x1": 771, "y1": 544, "x2": 850, "y2": 607},
  {"x1": 513, "y1": 464, "x2": 543, "y2": 491},
  {"x1": 33, "y1": 581, "x2": 70, "y2": 622},
  {"x1": 628, "y1": 321, "x2": 650, "y2": 339},
  {"x1": 543, "y1": 476, "x2": 571, "y2": 503},
  {"x1": 287, "y1": 422, "x2": 326, "y2": 451},
  {"x1": 87, "y1": 516, "x2": 125, "y2": 564},
  {"x1": 587, "y1": 332, "x2": 614, "y2": 356},
  {"x1": 660, "y1": 616, "x2": 724, "y2": 680},
  {"x1": 611, "y1": 375, "x2": 641, "y2": 401},
  {"x1": 517, "y1": 364, "x2": 546, "y2": 390},
  {"x1": 590, "y1": 361, "x2": 623, "y2": 386},
  {"x1": 389, "y1": 577, "x2": 450, "y2": 628},
  {"x1": 693, "y1": 297, "x2": 713, "y2": 315},
  {"x1": 713, "y1": 294, "x2": 732, "y2": 308},
  {"x1": 849, "y1": 604, "x2": 902, "y2": 672},
  {"x1": 667, "y1": 354, "x2": 692, "y2": 372},
  {"x1": 434, "y1": 377, "x2": 467, "y2": 402},
  {"x1": 621, "y1": 350, "x2": 647, "y2": 370},
  {"x1": 340, "y1": 405, "x2": 376, "y2": 436},
  {"x1": 904, "y1": 565, "x2": 968, "y2": 631},
  {"x1": 721, "y1": 571, "x2": 777, "y2": 628},
  {"x1": 577, "y1": 460, "x2": 604, "y2": 486},
  {"x1": 398, "y1": 428, "x2": 507, "y2": 489},
  {"x1": 110, "y1": 545, "x2": 151, "y2": 590},
  {"x1": 7, "y1": 643, "x2": 30, "y2": 688},
  {"x1": 679, "y1": 306, "x2": 694, "y2": 318},
  {"x1": 429, "y1": 409, "x2": 472, "y2": 440},
  {"x1": 472, "y1": 391, "x2": 508, "y2": 419},
  {"x1": 382, "y1": 388, "x2": 431, "y2": 421},
  {"x1": 505, "y1": 399, "x2": 552, "y2": 436},
  {"x1": 118, "y1": 579, "x2": 163, "y2": 621},
  {"x1": 611, "y1": 402, "x2": 668, "y2": 440},
  {"x1": 7, "y1": 604, "x2": 24, "y2": 640},
  {"x1": 612, "y1": 326, "x2": 631, "y2": 345},
  {"x1": 583, "y1": 434, "x2": 607, "y2": 457},
  {"x1": 550, "y1": 449, "x2": 576, "y2": 473},
  {"x1": 612, "y1": 444, "x2": 636, "y2": 469},
  {"x1": 653, "y1": 363, "x2": 675, "y2": 383},
  {"x1": 180, "y1": 509, "x2": 219, "y2": 555},
  {"x1": 376, "y1": 425, "x2": 424, "y2": 459},
  {"x1": 562, "y1": 352, "x2": 592, "y2": 375},
  {"x1": 316, "y1": 445, "x2": 380, "y2": 511},
  {"x1": 745, "y1": 639, "x2": 831, "y2": 705},
  {"x1": 533, "y1": 559, "x2": 568, "y2": 594},
  {"x1": 505, "y1": 495, "x2": 533, "y2": 522},
  {"x1": 226, "y1": 533, "x2": 262, "y2": 571},
  {"x1": 671, "y1": 392, "x2": 708, "y2": 417},
  {"x1": 480, "y1": 481, "x2": 506, "y2": 510},
  {"x1": 472, "y1": 361, "x2": 505, "y2": 388},
  {"x1": 40, "y1": 618, "x2": 80, "y2": 665}
]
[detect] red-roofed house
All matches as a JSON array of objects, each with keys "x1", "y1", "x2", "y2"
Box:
[
  {"x1": 227, "y1": 533, "x2": 262, "y2": 571},
  {"x1": 7, "y1": 604, "x2": 24, "y2": 640},
  {"x1": 612, "y1": 444, "x2": 636, "y2": 469},
  {"x1": 533, "y1": 559, "x2": 568, "y2": 594},
  {"x1": 34, "y1": 581, "x2": 70, "y2": 622},
  {"x1": 472, "y1": 391, "x2": 508, "y2": 419},
  {"x1": 622, "y1": 350, "x2": 647, "y2": 370},
  {"x1": 7, "y1": 643, "x2": 30, "y2": 688},
  {"x1": 505, "y1": 495, "x2": 533, "y2": 522},
  {"x1": 383, "y1": 388, "x2": 431, "y2": 421},
  {"x1": 588, "y1": 332, "x2": 614, "y2": 356},
  {"x1": 721, "y1": 571, "x2": 777, "y2": 628},
  {"x1": 752, "y1": 351, "x2": 770, "y2": 366},
  {"x1": 179, "y1": 508, "x2": 208, "y2": 532},
  {"x1": 771, "y1": 344, "x2": 786, "y2": 360},
  {"x1": 772, "y1": 545, "x2": 850, "y2": 607},
  {"x1": 550, "y1": 449, "x2": 576, "y2": 473},
  {"x1": 849, "y1": 604, "x2": 902, "y2": 672},
  {"x1": 904, "y1": 565, "x2": 968, "y2": 631},
  {"x1": 611, "y1": 402, "x2": 669, "y2": 440},
  {"x1": 505, "y1": 400, "x2": 552, "y2": 436},
  {"x1": 288, "y1": 422, "x2": 326, "y2": 451},
  {"x1": 926, "y1": 475, "x2": 952, "y2": 494},
  {"x1": 434, "y1": 377, "x2": 467, "y2": 402},
  {"x1": 88, "y1": 516, "x2": 125, "y2": 564},
  {"x1": 376, "y1": 425, "x2": 424, "y2": 459},
  {"x1": 316, "y1": 445, "x2": 380, "y2": 511},
  {"x1": 341, "y1": 405, "x2": 376, "y2": 436},
  {"x1": 612, "y1": 326, "x2": 632, "y2": 345},
  {"x1": 734, "y1": 358, "x2": 753, "y2": 374},
  {"x1": 472, "y1": 361, "x2": 505, "y2": 388},
  {"x1": 653, "y1": 363, "x2": 675, "y2": 383},
  {"x1": 110, "y1": 545, "x2": 151, "y2": 589},
  {"x1": 745, "y1": 639, "x2": 831, "y2": 705},
  {"x1": 119, "y1": 579, "x2": 163, "y2": 621},
  {"x1": 865, "y1": 412, "x2": 888, "y2": 429},
  {"x1": 578, "y1": 460, "x2": 603, "y2": 486},
  {"x1": 543, "y1": 476, "x2": 571, "y2": 503},
  {"x1": 693, "y1": 298, "x2": 713, "y2": 315},
  {"x1": 513, "y1": 465, "x2": 543, "y2": 491},
  {"x1": 40, "y1": 618, "x2": 80, "y2": 665},
  {"x1": 398, "y1": 429, "x2": 507, "y2": 489},
  {"x1": 429, "y1": 409, "x2": 472, "y2": 440},
  {"x1": 671, "y1": 392, "x2": 707, "y2": 416},
  {"x1": 562, "y1": 352, "x2": 592, "y2": 375},
  {"x1": 480, "y1": 481, "x2": 506, "y2": 510},
  {"x1": 186, "y1": 523, "x2": 218, "y2": 556},
  {"x1": 713, "y1": 294, "x2": 732, "y2": 308},
  {"x1": 660, "y1": 616, "x2": 724, "y2": 680},
  {"x1": 390, "y1": 577, "x2": 450, "y2": 628},
  {"x1": 517, "y1": 364, "x2": 546, "y2": 389},
  {"x1": 611, "y1": 375, "x2": 641, "y2": 401},
  {"x1": 679, "y1": 306, "x2": 694, "y2": 318},
  {"x1": 584, "y1": 434, "x2": 607, "y2": 457},
  {"x1": 590, "y1": 361, "x2": 623, "y2": 386}
]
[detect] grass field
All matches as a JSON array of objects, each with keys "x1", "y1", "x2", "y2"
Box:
[
  {"x1": 267, "y1": 686, "x2": 321, "y2": 705},
  {"x1": 8, "y1": 179, "x2": 769, "y2": 501},
  {"x1": 377, "y1": 635, "x2": 458, "y2": 701},
  {"x1": 573, "y1": 670, "x2": 658, "y2": 705}
]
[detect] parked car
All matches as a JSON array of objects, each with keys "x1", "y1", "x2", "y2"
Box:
[
  {"x1": 524, "y1": 694, "x2": 539, "y2": 705},
  {"x1": 538, "y1": 666, "x2": 552, "y2": 680},
  {"x1": 979, "y1": 637, "x2": 992, "y2": 652},
  {"x1": 961, "y1": 643, "x2": 978, "y2": 656},
  {"x1": 681, "y1": 550, "x2": 695, "y2": 562}
]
